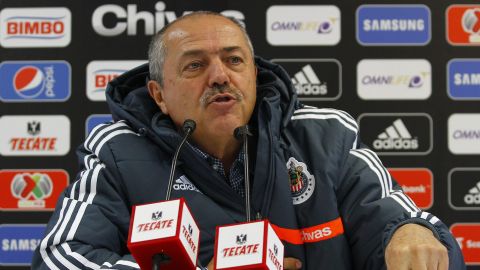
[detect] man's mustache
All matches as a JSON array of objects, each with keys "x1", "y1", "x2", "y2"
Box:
[{"x1": 200, "y1": 84, "x2": 243, "y2": 106}]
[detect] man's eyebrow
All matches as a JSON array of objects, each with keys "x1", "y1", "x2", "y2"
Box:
[{"x1": 180, "y1": 46, "x2": 246, "y2": 59}]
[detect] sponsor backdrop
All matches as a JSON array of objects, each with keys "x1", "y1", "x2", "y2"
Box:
[{"x1": 0, "y1": 0, "x2": 479, "y2": 268}]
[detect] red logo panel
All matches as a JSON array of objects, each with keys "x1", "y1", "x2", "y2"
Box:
[
  {"x1": 447, "y1": 5, "x2": 480, "y2": 45},
  {"x1": 388, "y1": 168, "x2": 433, "y2": 209},
  {"x1": 0, "y1": 169, "x2": 69, "y2": 211},
  {"x1": 451, "y1": 223, "x2": 480, "y2": 265}
]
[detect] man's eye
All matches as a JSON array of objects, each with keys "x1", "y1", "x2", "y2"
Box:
[
  {"x1": 229, "y1": 56, "x2": 243, "y2": 65},
  {"x1": 186, "y1": 62, "x2": 202, "y2": 70}
]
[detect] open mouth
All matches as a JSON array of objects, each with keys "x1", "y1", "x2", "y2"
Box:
[{"x1": 210, "y1": 94, "x2": 235, "y2": 103}]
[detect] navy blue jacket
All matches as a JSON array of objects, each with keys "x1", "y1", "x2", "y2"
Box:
[{"x1": 32, "y1": 57, "x2": 465, "y2": 269}]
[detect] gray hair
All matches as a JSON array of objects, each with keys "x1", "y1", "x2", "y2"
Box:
[{"x1": 148, "y1": 11, "x2": 254, "y2": 87}]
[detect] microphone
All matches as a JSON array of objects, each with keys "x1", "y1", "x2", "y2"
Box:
[
  {"x1": 128, "y1": 120, "x2": 201, "y2": 270},
  {"x1": 213, "y1": 126, "x2": 284, "y2": 270}
]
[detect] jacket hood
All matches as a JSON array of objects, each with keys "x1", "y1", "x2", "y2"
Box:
[{"x1": 105, "y1": 56, "x2": 300, "y2": 134}]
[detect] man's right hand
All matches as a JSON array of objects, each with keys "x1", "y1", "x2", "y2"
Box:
[{"x1": 206, "y1": 257, "x2": 302, "y2": 269}]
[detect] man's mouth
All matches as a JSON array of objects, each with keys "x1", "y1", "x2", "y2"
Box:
[{"x1": 210, "y1": 94, "x2": 235, "y2": 103}]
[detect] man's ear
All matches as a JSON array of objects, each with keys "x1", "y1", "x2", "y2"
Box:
[{"x1": 147, "y1": 80, "x2": 169, "y2": 115}]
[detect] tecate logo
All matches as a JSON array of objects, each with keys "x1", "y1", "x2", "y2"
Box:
[
  {"x1": 388, "y1": 168, "x2": 433, "y2": 209},
  {"x1": 271, "y1": 59, "x2": 342, "y2": 101},
  {"x1": 86, "y1": 60, "x2": 146, "y2": 101},
  {"x1": 0, "y1": 169, "x2": 69, "y2": 211},
  {"x1": 448, "y1": 114, "x2": 480, "y2": 154},
  {"x1": 0, "y1": 115, "x2": 70, "y2": 156},
  {"x1": 0, "y1": 7, "x2": 71, "y2": 48},
  {"x1": 450, "y1": 223, "x2": 480, "y2": 264},
  {"x1": 91, "y1": 2, "x2": 245, "y2": 36},
  {"x1": 447, "y1": 5, "x2": 480, "y2": 46},
  {"x1": 448, "y1": 59, "x2": 480, "y2": 99},
  {"x1": 358, "y1": 113, "x2": 432, "y2": 155},
  {"x1": 356, "y1": 5, "x2": 431, "y2": 45},
  {"x1": 448, "y1": 168, "x2": 480, "y2": 210},
  {"x1": 357, "y1": 59, "x2": 431, "y2": 100},
  {"x1": 266, "y1": 5, "x2": 341, "y2": 46},
  {"x1": 0, "y1": 61, "x2": 71, "y2": 102}
]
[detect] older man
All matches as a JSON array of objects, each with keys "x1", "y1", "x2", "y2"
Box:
[{"x1": 33, "y1": 11, "x2": 464, "y2": 270}]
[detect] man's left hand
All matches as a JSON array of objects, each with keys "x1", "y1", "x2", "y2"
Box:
[{"x1": 385, "y1": 223, "x2": 449, "y2": 270}]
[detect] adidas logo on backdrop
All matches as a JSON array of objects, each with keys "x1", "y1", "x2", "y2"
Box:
[
  {"x1": 291, "y1": 64, "x2": 327, "y2": 95},
  {"x1": 373, "y1": 119, "x2": 419, "y2": 150},
  {"x1": 465, "y1": 181, "x2": 480, "y2": 205}
]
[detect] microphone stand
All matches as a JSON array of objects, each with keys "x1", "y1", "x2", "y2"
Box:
[
  {"x1": 154, "y1": 119, "x2": 196, "y2": 270},
  {"x1": 234, "y1": 126, "x2": 253, "y2": 222}
]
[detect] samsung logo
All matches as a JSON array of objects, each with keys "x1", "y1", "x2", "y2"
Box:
[{"x1": 356, "y1": 5, "x2": 431, "y2": 45}]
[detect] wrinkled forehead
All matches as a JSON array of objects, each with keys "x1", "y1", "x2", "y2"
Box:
[{"x1": 163, "y1": 15, "x2": 250, "y2": 56}]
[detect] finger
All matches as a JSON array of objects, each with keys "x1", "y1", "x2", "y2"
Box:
[
  {"x1": 437, "y1": 250, "x2": 449, "y2": 270},
  {"x1": 283, "y1": 257, "x2": 302, "y2": 270}
]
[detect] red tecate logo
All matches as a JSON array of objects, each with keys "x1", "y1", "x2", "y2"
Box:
[
  {"x1": 388, "y1": 168, "x2": 433, "y2": 209},
  {"x1": 451, "y1": 223, "x2": 480, "y2": 265}
]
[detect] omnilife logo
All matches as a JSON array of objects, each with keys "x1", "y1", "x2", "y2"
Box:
[
  {"x1": 448, "y1": 114, "x2": 480, "y2": 154},
  {"x1": 0, "y1": 7, "x2": 71, "y2": 48},
  {"x1": 92, "y1": 2, "x2": 245, "y2": 36},
  {"x1": 448, "y1": 168, "x2": 480, "y2": 210},
  {"x1": 358, "y1": 113, "x2": 432, "y2": 155},
  {"x1": 271, "y1": 59, "x2": 341, "y2": 101},
  {"x1": 266, "y1": 5, "x2": 341, "y2": 46},
  {"x1": 357, "y1": 59, "x2": 431, "y2": 100}
]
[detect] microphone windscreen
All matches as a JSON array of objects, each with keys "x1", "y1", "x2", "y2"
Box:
[{"x1": 182, "y1": 119, "x2": 196, "y2": 133}]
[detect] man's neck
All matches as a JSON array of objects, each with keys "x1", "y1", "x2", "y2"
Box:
[{"x1": 191, "y1": 134, "x2": 241, "y2": 172}]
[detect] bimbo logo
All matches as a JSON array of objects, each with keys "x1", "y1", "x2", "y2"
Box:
[
  {"x1": 357, "y1": 59, "x2": 431, "y2": 100},
  {"x1": 358, "y1": 113, "x2": 432, "y2": 155},
  {"x1": 92, "y1": 2, "x2": 244, "y2": 36},
  {"x1": 0, "y1": 115, "x2": 70, "y2": 156},
  {"x1": 0, "y1": 61, "x2": 71, "y2": 102},
  {"x1": 447, "y1": 5, "x2": 480, "y2": 45},
  {"x1": 448, "y1": 59, "x2": 480, "y2": 100},
  {"x1": 0, "y1": 170, "x2": 69, "y2": 211},
  {"x1": 86, "y1": 60, "x2": 146, "y2": 101},
  {"x1": 0, "y1": 7, "x2": 71, "y2": 48},
  {"x1": 356, "y1": 5, "x2": 431, "y2": 45},
  {"x1": 267, "y1": 5, "x2": 341, "y2": 45},
  {"x1": 271, "y1": 59, "x2": 342, "y2": 101}
]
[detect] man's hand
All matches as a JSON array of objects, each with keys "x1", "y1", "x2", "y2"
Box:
[
  {"x1": 206, "y1": 257, "x2": 302, "y2": 270},
  {"x1": 385, "y1": 223, "x2": 448, "y2": 270}
]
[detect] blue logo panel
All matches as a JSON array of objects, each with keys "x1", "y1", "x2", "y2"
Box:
[
  {"x1": 0, "y1": 61, "x2": 71, "y2": 102},
  {"x1": 86, "y1": 114, "x2": 113, "y2": 137},
  {"x1": 0, "y1": 224, "x2": 46, "y2": 266},
  {"x1": 448, "y1": 59, "x2": 480, "y2": 99},
  {"x1": 357, "y1": 5, "x2": 431, "y2": 45}
]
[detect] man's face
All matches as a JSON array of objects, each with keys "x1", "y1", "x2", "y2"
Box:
[{"x1": 150, "y1": 15, "x2": 257, "y2": 145}]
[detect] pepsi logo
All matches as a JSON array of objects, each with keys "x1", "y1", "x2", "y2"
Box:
[{"x1": 13, "y1": 66, "x2": 45, "y2": 98}]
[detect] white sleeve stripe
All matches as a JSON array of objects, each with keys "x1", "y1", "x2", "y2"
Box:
[
  {"x1": 39, "y1": 198, "x2": 68, "y2": 270},
  {"x1": 85, "y1": 121, "x2": 128, "y2": 151},
  {"x1": 411, "y1": 212, "x2": 418, "y2": 218},
  {"x1": 390, "y1": 193, "x2": 416, "y2": 213},
  {"x1": 52, "y1": 200, "x2": 78, "y2": 245},
  {"x1": 291, "y1": 114, "x2": 358, "y2": 134},
  {"x1": 390, "y1": 195, "x2": 415, "y2": 213},
  {"x1": 94, "y1": 129, "x2": 137, "y2": 156},
  {"x1": 429, "y1": 216, "x2": 439, "y2": 225},
  {"x1": 115, "y1": 260, "x2": 140, "y2": 268},
  {"x1": 293, "y1": 108, "x2": 358, "y2": 128},
  {"x1": 50, "y1": 245, "x2": 81, "y2": 270},
  {"x1": 355, "y1": 149, "x2": 389, "y2": 193},
  {"x1": 391, "y1": 191, "x2": 419, "y2": 212},
  {"x1": 349, "y1": 150, "x2": 387, "y2": 198},
  {"x1": 84, "y1": 123, "x2": 110, "y2": 150},
  {"x1": 60, "y1": 243, "x2": 100, "y2": 269},
  {"x1": 421, "y1": 212, "x2": 429, "y2": 219},
  {"x1": 102, "y1": 262, "x2": 113, "y2": 267}
]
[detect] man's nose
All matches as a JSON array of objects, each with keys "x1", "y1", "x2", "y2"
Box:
[{"x1": 207, "y1": 59, "x2": 230, "y2": 87}]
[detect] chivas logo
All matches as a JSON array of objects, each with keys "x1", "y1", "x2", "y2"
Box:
[
  {"x1": 151, "y1": 211, "x2": 162, "y2": 221},
  {"x1": 27, "y1": 121, "x2": 41, "y2": 136},
  {"x1": 274, "y1": 244, "x2": 278, "y2": 256},
  {"x1": 287, "y1": 157, "x2": 315, "y2": 205},
  {"x1": 188, "y1": 224, "x2": 193, "y2": 235},
  {"x1": 236, "y1": 234, "x2": 247, "y2": 245}
]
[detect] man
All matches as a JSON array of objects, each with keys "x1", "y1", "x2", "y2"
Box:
[{"x1": 33, "y1": 11, "x2": 464, "y2": 270}]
